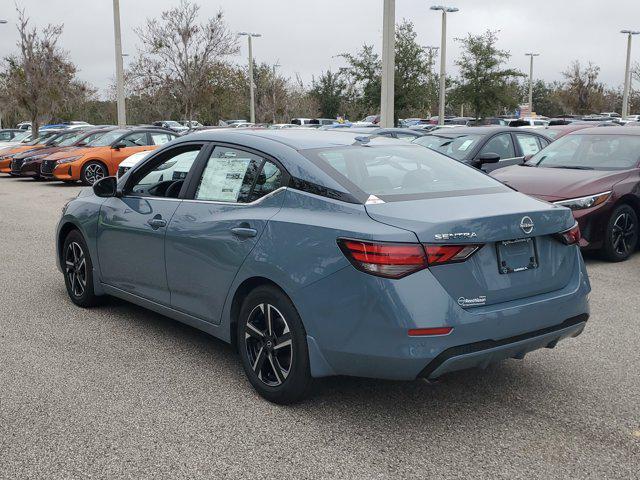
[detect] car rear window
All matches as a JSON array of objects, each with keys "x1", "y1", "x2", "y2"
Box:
[
  {"x1": 302, "y1": 144, "x2": 507, "y2": 202},
  {"x1": 412, "y1": 134, "x2": 483, "y2": 161}
]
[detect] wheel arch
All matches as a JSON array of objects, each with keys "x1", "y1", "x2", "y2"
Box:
[
  {"x1": 80, "y1": 158, "x2": 110, "y2": 176},
  {"x1": 228, "y1": 276, "x2": 292, "y2": 351},
  {"x1": 57, "y1": 221, "x2": 81, "y2": 267},
  {"x1": 614, "y1": 194, "x2": 640, "y2": 217}
]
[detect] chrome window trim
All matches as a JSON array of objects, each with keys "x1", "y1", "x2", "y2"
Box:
[{"x1": 120, "y1": 186, "x2": 288, "y2": 206}]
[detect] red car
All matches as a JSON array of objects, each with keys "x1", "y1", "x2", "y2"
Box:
[{"x1": 492, "y1": 126, "x2": 640, "y2": 261}]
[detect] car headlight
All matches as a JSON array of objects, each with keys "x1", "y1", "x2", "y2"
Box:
[
  {"x1": 56, "y1": 155, "x2": 83, "y2": 165},
  {"x1": 554, "y1": 191, "x2": 612, "y2": 210}
]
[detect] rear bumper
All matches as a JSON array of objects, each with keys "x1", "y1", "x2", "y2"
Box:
[{"x1": 418, "y1": 314, "x2": 587, "y2": 379}]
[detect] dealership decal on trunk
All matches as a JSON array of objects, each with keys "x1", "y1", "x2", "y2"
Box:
[{"x1": 457, "y1": 295, "x2": 487, "y2": 307}]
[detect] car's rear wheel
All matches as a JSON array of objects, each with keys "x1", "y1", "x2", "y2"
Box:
[
  {"x1": 62, "y1": 230, "x2": 100, "y2": 307},
  {"x1": 237, "y1": 285, "x2": 312, "y2": 404},
  {"x1": 81, "y1": 161, "x2": 107, "y2": 186},
  {"x1": 602, "y1": 204, "x2": 638, "y2": 262}
]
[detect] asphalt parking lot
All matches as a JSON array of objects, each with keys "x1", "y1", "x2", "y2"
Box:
[{"x1": 0, "y1": 177, "x2": 638, "y2": 479}]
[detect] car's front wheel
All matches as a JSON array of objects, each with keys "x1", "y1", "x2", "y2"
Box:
[
  {"x1": 81, "y1": 161, "x2": 108, "y2": 186},
  {"x1": 237, "y1": 285, "x2": 312, "y2": 404},
  {"x1": 62, "y1": 230, "x2": 100, "y2": 307},
  {"x1": 602, "y1": 204, "x2": 638, "y2": 262}
]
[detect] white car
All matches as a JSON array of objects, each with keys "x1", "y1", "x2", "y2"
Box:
[{"x1": 116, "y1": 150, "x2": 198, "y2": 182}]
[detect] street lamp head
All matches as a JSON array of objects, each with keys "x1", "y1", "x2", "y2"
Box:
[
  {"x1": 430, "y1": 5, "x2": 458, "y2": 12},
  {"x1": 525, "y1": 53, "x2": 540, "y2": 57},
  {"x1": 239, "y1": 31, "x2": 262, "y2": 38},
  {"x1": 620, "y1": 29, "x2": 640, "y2": 35},
  {"x1": 0, "y1": 19, "x2": 8, "y2": 24}
]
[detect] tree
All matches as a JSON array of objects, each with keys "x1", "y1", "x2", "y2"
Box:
[
  {"x1": 310, "y1": 70, "x2": 344, "y2": 119},
  {"x1": 338, "y1": 44, "x2": 381, "y2": 119},
  {"x1": 452, "y1": 30, "x2": 523, "y2": 119},
  {"x1": 130, "y1": 0, "x2": 238, "y2": 121},
  {"x1": 559, "y1": 61, "x2": 604, "y2": 114},
  {"x1": 0, "y1": 7, "x2": 89, "y2": 136}
]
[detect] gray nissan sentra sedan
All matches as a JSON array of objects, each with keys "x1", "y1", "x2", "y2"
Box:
[{"x1": 56, "y1": 129, "x2": 591, "y2": 403}]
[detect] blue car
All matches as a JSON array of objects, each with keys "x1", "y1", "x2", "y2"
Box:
[{"x1": 56, "y1": 130, "x2": 591, "y2": 403}]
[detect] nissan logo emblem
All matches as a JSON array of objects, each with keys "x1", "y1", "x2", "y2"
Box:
[{"x1": 520, "y1": 216, "x2": 535, "y2": 234}]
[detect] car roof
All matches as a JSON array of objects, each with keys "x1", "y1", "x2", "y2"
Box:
[
  {"x1": 184, "y1": 128, "x2": 403, "y2": 150},
  {"x1": 567, "y1": 126, "x2": 640, "y2": 135},
  {"x1": 423, "y1": 126, "x2": 545, "y2": 136}
]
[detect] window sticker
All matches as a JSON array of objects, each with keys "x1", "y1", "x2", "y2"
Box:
[
  {"x1": 196, "y1": 157, "x2": 251, "y2": 202},
  {"x1": 458, "y1": 139, "x2": 474, "y2": 151}
]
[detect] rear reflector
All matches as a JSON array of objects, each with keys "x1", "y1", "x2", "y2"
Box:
[
  {"x1": 424, "y1": 244, "x2": 482, "y2": 265},
  {"x1": 554, "y1": 223, "x2": 581, "y2": 245},
  {"x1": 408, "y1": 327, "x2": 453, "y2": 336},
  {"x1": 337, "y1": 239, "x2": 428, "y2": 279}
]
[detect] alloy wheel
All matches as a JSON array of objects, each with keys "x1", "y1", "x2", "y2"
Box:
[
  {"x1": 65, "y1": 241, "x2": 87, "y2": 297},
  {"x1": 612, "y1": 211, "x2": 636, "y2": 256},
  {"x1": 84, "y1": 164, "x2": 105, "y2": 185},
  {"x1": 244, "y1": 303, "x2": 293, "y2": 387}
]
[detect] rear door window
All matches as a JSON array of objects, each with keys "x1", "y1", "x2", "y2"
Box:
[{"x1": 515, "y1": 133, "x2": 544, "y2": 156}]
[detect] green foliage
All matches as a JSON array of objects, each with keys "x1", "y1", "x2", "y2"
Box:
[
  {"x1": 452, "y1": 30, "x2": 524, "y2": 119},
  {"x1": 310, "y1": 70, "x2": 345, "y2": 119}
]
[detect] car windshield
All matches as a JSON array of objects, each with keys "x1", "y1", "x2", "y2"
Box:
[
  {"x1": 86, "y1": 129, "x2": 129, "y2": 146},
  {"x1": 530, "y1": 133, "x2": 640, "y2": 170},
  {"x1": 27, "y1": 132, "x2": 57, "y2": 145},
  {"x1": 54, "y1": 131, "x2": 87, "y2": 147},
  {"x1": 412, "y1": 134, "x2": 483, "y2": 161},
  {"x1": 302, "y1": 144, "x2": 507, "y2": 201},
  {"x1": 12, "y1": 131, "x2": 31, "y2": 142}
]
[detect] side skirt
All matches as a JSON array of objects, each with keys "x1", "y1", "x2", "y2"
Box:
[{"x1": 100, "y1": 283, "x2": 231, "y2": 343}]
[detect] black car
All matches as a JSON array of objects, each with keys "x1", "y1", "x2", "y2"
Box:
[{"x1": 412, "y1": 126, "x2": 552, "y2": 172}]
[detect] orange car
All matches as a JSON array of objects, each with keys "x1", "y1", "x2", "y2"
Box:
[
  {"x1": 0, "y1": 130, "x2": 62, "y2": 173},
  {"x1": 42, "y1": 128, "x2": 178, "y2": 185}
]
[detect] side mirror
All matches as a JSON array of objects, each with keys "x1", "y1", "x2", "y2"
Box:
[
  {"x1": 476, "y1": 152, "x2": 501, "y2": 164},
  {"x1": 112, "y1": 143, "x2": 126, "y2": 150},
  {"x1": 93, "y1": 176, "x2": 118, "y2": 197},
  {"x1": 523, "y1": 154, "x2": 533, "y2": 162}
]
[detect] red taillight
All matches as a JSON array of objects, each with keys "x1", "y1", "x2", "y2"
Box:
[
  {"x1": 338, "y1": 239, "x2": 482, "y2": 278},
  {"x1": 424, "y1": 244, "x2": 482, "y2": 265},
  {"x1": 337, "y1": 239, "x2": 428, "y2": 279},
  {"x1": 408, "y1": 327, "x2": 453, "y2": 336},
  {"x1": 555, "y1": 223, "x2": 581, "y2": 245}
]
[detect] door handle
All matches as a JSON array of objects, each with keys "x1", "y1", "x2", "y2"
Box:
[
  {"x1": 231, "y1": 227, "x2": 257, "y2": 238},
  {"x1": 147, "y1": 215, "x2": 167, "y2": 230}
]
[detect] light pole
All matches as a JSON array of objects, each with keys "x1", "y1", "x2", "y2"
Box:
[
  {"x1": 112, "y1": 0, "x2": 126, "y2": 127},
  {"x1": 525, "y1": 53, "x2": 540, "y2": 116},
  {"x1": 621, "y1": 30, "x2": 639, "y2": 118},
  {"x1": 431, "y1": 5, "x2": 459, "y2": 125},
  {"x1": 238, "y1": 32, "x2": 261, "y2": 124},
  {"x1": 380, "y1": 0, "x2": 395, "y2": 128},
  {"x1": 272, "y1": 62, "x2": 280, "y2": 124},
  {"x1": 0, "y1": 20, "x2": 6, "y2": 128}
]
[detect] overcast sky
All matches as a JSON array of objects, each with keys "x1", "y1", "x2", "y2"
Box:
[{"x1": 1, "y1": 0, "x2": 639, "y2": 96}]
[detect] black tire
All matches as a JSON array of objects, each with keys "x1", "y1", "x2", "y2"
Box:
[
  {"x1": 237, "y1": 285, "x2": 312, "y2": 404},
  {"x1": 80, "y1": 161, "x2": 108, "y2": 186},
  {"x1": 62, "y1": 230, "x2": 100, "y2": 307},
  {"x1": 602, "y1": 204, "x2": 638, "y2": 262}
]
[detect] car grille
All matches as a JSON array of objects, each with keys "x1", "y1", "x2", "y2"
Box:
[
  {"x1": 10, "y1": 158, "x2": 24, "y2": 173},
  {"x1": 40, "y1": 160, "x2": 57, "y2": 174},
  {"x1": 117, "y1": 166, "x2": 130, "y2": 178}
]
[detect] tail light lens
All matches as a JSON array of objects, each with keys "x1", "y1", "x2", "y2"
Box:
[
  {"x1": 337, "y1": 239, "x2": 482, "y2": 279},
  {"x1": 554, "y1": 223, "x2": 581, "y2": 245},
  {"x1": 337, "y1": 239, "x2": 428, "y2": 279}
]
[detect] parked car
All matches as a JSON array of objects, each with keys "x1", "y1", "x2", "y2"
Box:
[
  {"x1": 179, "y1": 120, "x2": 203, "y2": 128},
  {"x1": 116, "y1": 149, "x2": 197, "y2": 181},
  {"x1": 10, "y1": 128, "x2": 115, "y2": 179},
  {"x1": 0, "y1": 129, "x2": 26, "y2": 142},
  {"x1": 0, "y1": 130, "x2": 64, "y2": 173},
  {"x1": 16, "y1": 121, "x2": 31, "y2": 130},
  {"x1": 340, "y1": 127, "x2": 429, "y2": 139},
  {"x1": 412, "y1": 127, "x2": 552, "y2": 172},
  {"x1": 153, "y1": 121, "x2": 189, "y2": 133},
  {"x1": 56, "y1": 129, "x2": 590, "y2": 403},
  {"x1": 40, "y1": 127, "x2": 177, "y2": 185},
  {"x1": 508, "y1": 118, "x2": 549, "y2": 128},
  {"x1": 491, "y1": 126, "x2": 640, "y2": 261},
  {"x1": 0, "y1": 130, "x2": 32, "y2": 150}
]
